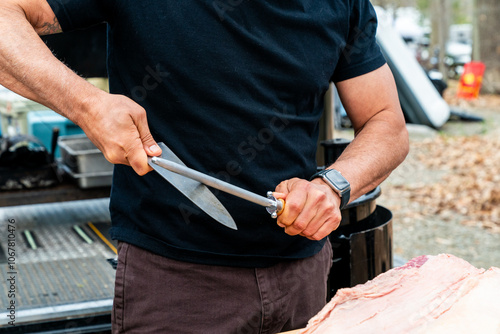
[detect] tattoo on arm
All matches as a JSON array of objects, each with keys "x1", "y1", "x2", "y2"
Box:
[{"x1": 39, "y1": 17, "x2": 62, "y2": 35}]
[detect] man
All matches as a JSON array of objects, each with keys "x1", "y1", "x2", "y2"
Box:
[{"x1": 0, "y1": 1, "x2": 409, "y2": 333}]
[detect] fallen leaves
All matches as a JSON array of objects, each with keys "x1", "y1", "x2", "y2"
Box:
[{"x1": 401, "y1": 135, "x2": 500, "y2": 233}]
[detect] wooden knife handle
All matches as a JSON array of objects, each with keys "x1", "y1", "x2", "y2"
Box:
[{"x1": 276, "y1": 199, "x2": 285, "y2": 216}]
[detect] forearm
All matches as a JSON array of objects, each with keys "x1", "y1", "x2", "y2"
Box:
[
  {"x1": 327, "y1": 109, "x2": 409, "y2": 202},
  {"x1": 0, "y1": 3, "x2": 104, "y2": 125},
  {"x1": 0, "y1": 2, "x2": 161, "y2": 175},
  {"x1": 330, "y1": 64, "x2": 409, "y2": 204}
]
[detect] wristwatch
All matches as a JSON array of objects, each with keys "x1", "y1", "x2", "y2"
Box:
[{"x1": 310, "y1": 169, "x2": 351, "y2": 210}]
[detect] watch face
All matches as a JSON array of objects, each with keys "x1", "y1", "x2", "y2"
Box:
[{"x1": 324, "y1": 170, "x2": 350, "y2": 193}]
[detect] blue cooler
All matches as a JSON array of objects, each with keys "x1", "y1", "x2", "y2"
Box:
[{"x1": 28, "y1": 110, "x2": 84, "y2": 157}]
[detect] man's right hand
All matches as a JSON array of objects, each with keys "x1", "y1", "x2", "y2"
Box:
[
  {"x1": 77, "y1": 91, "x2": 162, "y2": 176},
  {"x1": 0, "y1": 0, "x2": 161, "y2": 176}
]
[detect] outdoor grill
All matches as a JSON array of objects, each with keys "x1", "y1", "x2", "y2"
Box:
[{"x1": 321, "y1": 138, "x2": 393, "y2": 300}]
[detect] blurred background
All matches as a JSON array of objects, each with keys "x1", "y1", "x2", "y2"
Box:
[
  {"x1": 1, "y1": 2, "x2": 499, "y2": 332},
  {"x1": 372, "y1": 0, "x2": 499, "y2": 92}
]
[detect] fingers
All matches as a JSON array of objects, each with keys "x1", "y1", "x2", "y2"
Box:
[
  {"x1": 135, "y1": 111, "x2": 162, "y2": 157},
  {"x1": 128, "y1": 108, "x2": 162, "y2": 175},
  {"x1": 275, "y1": 179, "x2": 342, "y2": 240},
  {"x1": 83, "y1": 94, "x2": 161, "y2": 176},
  {"x1": 125, "y1": 138, "x2": 153, "y2": 176}
]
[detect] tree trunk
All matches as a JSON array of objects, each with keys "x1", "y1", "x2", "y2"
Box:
[
  {"x1": 431, "y1": 0, "x2": 450, "y2": 81},
  {"x1": 475, "y1": 0, "x2": 500, "y2": 94}
]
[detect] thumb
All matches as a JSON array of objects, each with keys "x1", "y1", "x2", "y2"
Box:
[{"x1": 144, "y1": 138, "x2": 162, "y2": 157}]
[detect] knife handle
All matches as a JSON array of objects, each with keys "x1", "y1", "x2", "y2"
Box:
[{"x1": 276, "y1": 199, "x2": 285, "y2": 216}]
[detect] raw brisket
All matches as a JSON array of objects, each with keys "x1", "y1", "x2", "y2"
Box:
[{"x1": 300, "y1": 254, "x2": 500, "y2": 333}]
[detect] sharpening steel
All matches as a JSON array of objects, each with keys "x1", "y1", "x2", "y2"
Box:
[{"x1": 151, "y1": 156, "x2": 284, "y2": 218}]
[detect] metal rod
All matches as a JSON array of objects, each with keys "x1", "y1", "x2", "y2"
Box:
[{"x1": 151, "y1": 157, "x2": 275, "y2": 208}]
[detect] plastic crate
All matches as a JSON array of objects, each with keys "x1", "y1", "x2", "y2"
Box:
[{"x1": 58, "y1": 135, "x2": 113, "y2": 188}]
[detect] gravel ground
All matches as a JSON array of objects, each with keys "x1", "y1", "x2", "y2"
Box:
[
  {"x1": 335, "y1": 91, "x2": 500, "y2": 270},
  {"x1": 379, "y1": 105, "x2": 500, "y2": 270}
]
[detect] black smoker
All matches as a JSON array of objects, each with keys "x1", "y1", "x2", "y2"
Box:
[{"x1": 321, "y1": 138, "x2": 393, "y2": 300}]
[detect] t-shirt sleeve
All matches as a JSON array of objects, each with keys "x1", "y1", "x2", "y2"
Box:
[
  {"x1": 331, "y1": 0, "x2": 386, "y2": 82},
  {"x1": 46, "y1": 0, "x2": 115, "y2": 32}
]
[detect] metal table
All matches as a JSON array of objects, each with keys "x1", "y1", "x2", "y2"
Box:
[{"x1": 0, "y1": 198, "x2": 115, "y2": 332}]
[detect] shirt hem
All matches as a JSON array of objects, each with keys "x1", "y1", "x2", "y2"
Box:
[{"x1": 110, "y1": 227, "x2": 327, "y2": 268}]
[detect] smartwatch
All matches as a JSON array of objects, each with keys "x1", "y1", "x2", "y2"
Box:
[{"x1": 310, "y1": 169, "x2": 351, "y2": 209}]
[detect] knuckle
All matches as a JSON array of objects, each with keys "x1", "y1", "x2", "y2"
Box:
[
  {"x1": 128, "y1": 105, "x2": 144, "y2": 118},
  {"x1": 137, "y1": 109, "x2": 148, "y2": 122},
  {"x1": 140, "y1": 131, "x2": 154, "y2": 143},
  {"x1": 278, "y1": 214, "x2": 294, "y2": 227},
  {"x1": 129, "y1": 157, "x2": 150, "y2": 176},
  {"x1": 123, "y1": 140, "x2": 142, "y2": 157},
  {"x1": 321, "y1": 202, "x2": 339, "y2": 219},
  {"x1": 301, "y1": 228, "x2": 314, "y2": 238},
  {"x1": 327, "y1": 216, "x2": 341, "y2": 232},
  {"x1": 315, "y1": 190, "x2": 327, "y2": 202},
  {"x1": 331, "y1": 210, "x2": 342, "y2": 223},
  {"x1": 292, "y1": 220, "x2": 307, "y2": 231},
  {"x1": 135, "y1": 166, "x2": 150, "y2": 176},
  {"x1": 277, "y1": 215, "x2": 293, "y2": 227},
  {"x1": 323, "y1": 204, "x2": 336, "y2": 217},
  {"x1": 284, "y1": 226, "x2": 300, "y2": 236},
  {"x1": 104, "y1": 150, "x2": 120, "y2": 164},
  {"x1": 277, "y1": 180, "x2": 287, "y2": 189},
  {"x1": 287, "y1": 201, "x2": 302, "y2": 215},
  {"x1": 275, "y1": 182, "x2": 285, "y2": 192}
]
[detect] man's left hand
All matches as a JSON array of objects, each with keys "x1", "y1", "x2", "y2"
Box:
[{"x1": 274, "y1": 178, "x2": 342, "y2": 240}]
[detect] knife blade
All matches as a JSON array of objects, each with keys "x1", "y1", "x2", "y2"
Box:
[
  {"x1": 148, "y1": 142, "x2": 237, "y2": 230},
  {"x1": 150, "y1": 156, "x2": 285, "y2": 218}
]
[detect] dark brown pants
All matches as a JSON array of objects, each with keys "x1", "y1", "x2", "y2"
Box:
[{"x1": 112, "y1": 240, "x2": 332, "y2": 334}]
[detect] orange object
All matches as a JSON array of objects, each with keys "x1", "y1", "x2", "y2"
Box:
[
  {"x1": 276, "y1": 198, "x2": 285, "y2": 216},
  {"x1": 457, "y1": 61, "x2": 486, "y2": 100}
]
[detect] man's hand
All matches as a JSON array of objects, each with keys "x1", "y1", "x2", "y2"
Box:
[
  {"x1": 0, "y1": 1, "x2": 161, "y2": 176},
  {"x1": 274, "y1": 178, "x2": 342, "y2": 240},
  {"x1": 77, "y1": 91, "x2": 162, "y2": 176},
  {"x1": 273, "y1": 64, "x2": 408, "y2": 242}
]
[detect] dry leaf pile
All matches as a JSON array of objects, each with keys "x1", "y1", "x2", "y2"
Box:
[
  {"x1": 401, "y1": 135, "x2": 500, "y2": 232},
  {"x1": 445, "y1": 89, "x2": 500, "y2": 111}
]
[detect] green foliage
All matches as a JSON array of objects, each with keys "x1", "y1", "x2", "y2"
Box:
[
  {"x1": 416, "y1": 0, "x2": 430, "y2": 12},
  {"x1": 394, "y1": 0, "x2": 472, "y2": 24},
  {"x1": 451, "y1": 0, "x2": 472, "y2": 24}
]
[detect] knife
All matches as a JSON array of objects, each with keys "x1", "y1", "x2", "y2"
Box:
[
  {"x1": 149, "y1": 145, "x2": 285, "y2": 223},
  {"x1": 148, "y1": 142, "x2": 238, "y2": 230}
]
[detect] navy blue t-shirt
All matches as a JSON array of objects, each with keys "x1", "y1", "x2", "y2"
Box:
[{"x1": 47, "y1": 0, "x2": 386, "y2": 267}]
